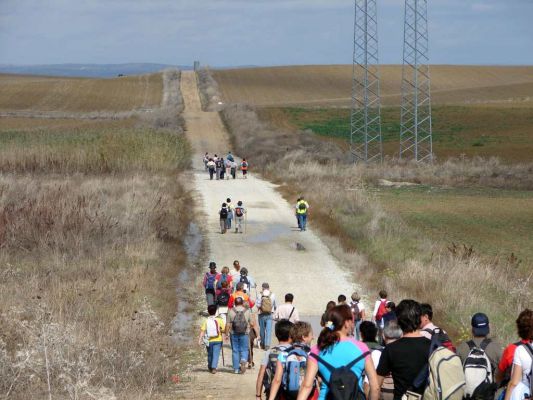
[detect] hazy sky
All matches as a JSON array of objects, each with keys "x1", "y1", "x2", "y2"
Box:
[{"x1": 1, "y1": 0, "x2": 532, "y2": 66}]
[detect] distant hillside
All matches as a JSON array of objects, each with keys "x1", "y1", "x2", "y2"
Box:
[
  {"x1": 0, "y1": 63, "x2": 192, "y2": 78},
  {"x1": 213, "y1": 65, "x2": 533, "y2": 107}
]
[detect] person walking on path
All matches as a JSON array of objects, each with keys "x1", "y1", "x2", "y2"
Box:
[
  {"x1": 230, "y1": 159, "x2": 238, "y2": 179},
  {"x1": 298, "y1": 305, "x2": 380, "y2": 400},
  {"x1": 225, "y1": 198, "x2": 234, "y2": 230},
  {"x1": 295, "y1": 197, "x2": 302, "y2": 229},
  {"x1": 228, "y1": 282, "x2": 255, "y2": 309},
  {"x1": 456, "y1": 312, "x2": 503, "y2": 377},
  {"x1": 237, "y1": 267, "x2": 256, "y2": 295},
  {"x1": 350, "y1": 292, "x2": 366, "y2": 340},
  {"x1": 241, "y1": 158, "x2": 249, "y2": 179},
  {"x1": 206, "y1": 158, "x2": 216, "y2": 180},
  {"x1": 419, "y1": 303, "x2": 448, "y2": 340},
  {"x1": 225, "y1": 158, "x2": 232, "y2": 180},
  {"x1": 256, "y1": 283, "x2": 277, "y2": 350},
  {"x1": 296, "y1": 197, "x2": 309, "y2": 231},
  {"x1": 215, "y1": 266, "x2": 233, "y2": 293},
  {"x1": 198, "y1": 304, "x2": 225, "y2": 374},
  {"x1": 372, "y1": 290, "x2": 389, "y2": 338},
  {"x1": 376, "y1": 299, "x2": 431, "y2": 400},
  {"x1": 501, "y1": 309, "x2": 533, "y2": 400},
  {"x1": 230, "y1": 260, "x2": 242, "y2": 290},
  {"x1": 215, "y1": 157, "x2": 223, "y2": 180},
  {"x1": 225, "y1": 297, "x2": 256, "y2": 374},
  {"x1": 226, "y1": 151, "x2": 235, "y2": 162},
  {"x1": 320, "y1": 301, "x2": 336, "y2": 328},
  {"x1": 360, "y1": 321, "x2": 382, "y2": 351},
  {"x1": 274, "y1": 293, "x2": 299, "y2": 324},
  {"x1": 202, "y1": 262, "x2": 220, "y2": 307},
  {"x1": 219, "y1": 202, "x2": 229, "y2": 234},
  {"x1": 203, "y1": 152, "x2": 209, "y2": 171},
  {"x1": 234, "y1": 201, "x2": 246, "y2": 233},
  {"x1": 256, "y1": 320, "x2": 294, "y2": 400}
]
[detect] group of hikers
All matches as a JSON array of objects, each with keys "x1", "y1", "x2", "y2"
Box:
[
  {"x1": 199, "y1": 267, "x2": 533, "y2": 400},
  {"x1": 203, "y1": 151, "x2": 248, "y2": 180},
  {"x1": 217, "y1": 197, "x2": 247, "y2": 234}
]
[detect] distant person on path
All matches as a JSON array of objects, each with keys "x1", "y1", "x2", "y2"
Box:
[
  {"x1": 296, "y1": 197, "x2": 309, "y2": 231},
  {"x1": 501, "y1": 309, "x2": 533, "y2": 400},
  {"x1": 226, "y1": 296, "x2": 256, "y2": 374},
  {"x1": 225, "y1": 158, "x2": 232, "y2": 180},
  {"x1": 241, "y1": 158, "x2": 249, "y2": 179},
  {"x1": 274, "y1": 293, "x2": 300, "y2": 324},
  {"x1": 300, "y1": 305, "x2": 380, "y2": 400},
  {"x1": 256, "y1": 320, "x2": 294, "y2": 400},
  {"x1": 226, "y1": 198, "x2": 234, "y2": 230},
  {"x1": 234, "y1": 201, "x2": 246, "y2": 233},
  {"x1": 203, "y1": 152, "x2": 209, "y2": 170},
  {"x1": 237, "y1": 267, "x2": 256, "y2": 295},
  {"x1": 338, "y1": 294, "x2": 347, "y2": 306},
  {"x1": 215, "y1": 157, "x2": 223, "y2": 180},
  {"x1": 220, "y1": 157, "x2": 226, "y2": 179},
  {"x1": 231, "y1": 159, "x2": 238, "y2": 179},
  {"x1": 206, "y1": 158, "x2": 216, "y2": 180},
  {"x1": 198, "y1": 304, "x2": 225, "y2": 374},
  {"x1": 295, "y1": 197, "x2": 301, "y2": 229},
  {"x1": 382, "y1": 302, "x2": 397, "y2": 329},
  {"x1": 226, "y1": 151, "x2": 235, "y2": 162},
  {"x1": 350, "y1": 292, "x2": 366, "y2": 340},
  {"x1": 372, "y1": 290, "x2": 388, "y2": 338},
  {"x1": 219, "y1": 202, "x2": 229, "y2": 234},
  {"x1": 215, "y1": 266, "x2": 233, "y2": 293},
  {"x1": 256, "y1": 283, "x2": 278, "y2": 350},
  {"x1": 202, "y1": 262, "x2": 220, "y2": 306},
  {"x1": 320, "y1": 300, "x2": 337, "y2": 327},
  {"x1": 376, "y1": 299, "x2": 431, "y2": 400},
  {"x1": 215, "y1": 281, "x2": 232, "y2": 323}
]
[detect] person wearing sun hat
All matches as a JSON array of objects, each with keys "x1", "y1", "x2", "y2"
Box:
[{"x1": 457, "y1": 312, "x2": 503, "y2": 373}]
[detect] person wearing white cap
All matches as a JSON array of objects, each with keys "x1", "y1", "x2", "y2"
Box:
[{"x1": 256, "y1": 283, "x2": 277, "y2": 350}]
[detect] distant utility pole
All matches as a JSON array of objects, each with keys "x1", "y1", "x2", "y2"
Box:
[
  {"x1": 350, "y1": 0, "x2": 383, "y2": 163},
  {"x1": 399, "y1": 0, "x2": 433, "y2": 162}
]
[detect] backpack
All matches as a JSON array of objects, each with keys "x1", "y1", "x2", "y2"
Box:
[
  {"x1": 227, "y1": 154, "x2": 235, "y2": 162},
  {"x1": 239, "y1": 275, "x2": 250, "y2": 293},
  {"x1": 216, "y1": 274, "x2": 228, "y2": 290},
  {"x1": 232, "y1": 309, "x2": 248, "y2": 334},
  {"x1": 423, "y1": 346, "x2": 465, "y2": 400},
  {"x1": 263, "y1": 345, "x2": 291, "y2": 396},
  {"x1": 220, "y1": 207, "x2": 228, "y2": 219},
  {"x1": 235, "y1": 207, "x2": 244, "y2": 217},
  {"x1": 204, "y1": 273, "x2": 216, "y2": 290},
  {"x1": 217, "y1": 291, "x2": 230, "y2": 307},
  {"x1": 463, "y1": 339, "x2": 495, "y2": 400},
  {"x1": 423, "y1": 327, "x2": 457, "y2": 353},
  {"x1": 298, "y1": 202, "x2": 307, "y2": 211},
  {"x1": 350, "y1": 301, "x2": 361, "y2": 321},
  {"x1": 522, "y1": 343, "x2": 533, "y2": 398},
  {"x1": 260, "y1": 295, "x2": 273, "y2": 314},
  {"x1": 215, "y1": 159, "x2": 222, "y2": 168},
  {"x1": 242, "y1": 161, "x2": 248, "y2": 168},
  {"x1": 282, "y1": 345, "x2": 312, "y2": 400},
  {"x1": 376, "y1": 300, "x2": 387, "y2": 321},
  {"x1": 310, "y1": 350, "x2": 370, "y2": 400},
  {"x1": 206, "y1": 317, "x2": 220, "y2": 338}
]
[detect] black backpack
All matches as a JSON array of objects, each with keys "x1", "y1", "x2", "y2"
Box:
[
  {"x1": 216, "y1": 291, "x2": 230, "y2": 307},
  {"x1": 263, "y1": 345, "x2": 291, "y2": 396},
  {"x1": 310, "y1": 350, "x2": 370, "y2": 400},
  {"x1": 220, "y1": 207, "x2": 228, "y2": 219},
  {"x1": 239, "y1": 275, "x2": 250, "y2": 293}
]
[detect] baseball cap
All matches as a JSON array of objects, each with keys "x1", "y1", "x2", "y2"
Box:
[
  {"x1": 262, "y1": 282, "x2": 270, "y2": 289},
  {"x1": 471, "y1": 313, "x2": 490, "y2": 336}
]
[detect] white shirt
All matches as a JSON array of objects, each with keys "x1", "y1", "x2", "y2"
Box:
[
  {"x1": 513, "y1": 343, "x2": 533, "y2": 386},
  {"x1": 274, "y1": 303, "x2": 299, "y2": 323}
]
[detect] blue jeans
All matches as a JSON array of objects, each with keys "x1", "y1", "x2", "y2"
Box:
[
  {"x1": 207, "y1": 341, "x2": 222, "y2": 370},
  {"x1": 297, "y1": 214, "x2": 307, "y2": 230},
  {"x1": 258, "y1": 313, "x2": 273, "y2": 348},
  {"x1": 355, "y1": 319, "x2": 362, "y2": 340},
  {"x1": 230, "y1": 333, "x2": 249, "y2": 371}
]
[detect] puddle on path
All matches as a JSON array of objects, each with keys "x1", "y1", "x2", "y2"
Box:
[{"x1": 246, "y1": 223, "x2": 290, "y2": 244}]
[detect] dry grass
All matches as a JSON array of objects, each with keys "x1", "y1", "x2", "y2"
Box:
[
  {"x1": 196, "y1": 67, "x2": 223, "y2": 111},
  {"x1": 0, "y1": 69, "x2": 196, "y2": 399},
  {"x1": 0, "y1": 73, "x2": 163, "y2": 112},
  {"x1": 220, "y1": 102, "x2": 533, "y2": 343},
  {"x1": 213, "y1": 65, "x2": 533, "y2": 107}
]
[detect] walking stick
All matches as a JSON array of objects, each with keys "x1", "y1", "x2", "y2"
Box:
[
  {"x1": 244, "y1": 212, "x2": 247, "y2": 234},
  {"x1": 221, "y1": 340, "x2": 225, "y2": 367}
]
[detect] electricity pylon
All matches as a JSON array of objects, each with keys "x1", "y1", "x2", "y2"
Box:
[
  {"x1": 399, "y1": 0, "x2": 433, "y2": 162},
  {"x1": 350, "y1": 0, "x2": 383, "y2": 163}
]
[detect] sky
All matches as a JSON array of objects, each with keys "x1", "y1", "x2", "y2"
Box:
[{"x1": 0, "y1": 0, "x2": 532, "y2": 66}]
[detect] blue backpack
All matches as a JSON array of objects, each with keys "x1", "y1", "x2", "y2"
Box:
[
  {"x1": 282, "y1": 345, "x2": 313, "y2": 400},
  {"x1": 216, "y1": 274, "x2": 228, "y2": 290},
  {"x1": 204, "y1": 273, "x2": 216, "y2": 290}
]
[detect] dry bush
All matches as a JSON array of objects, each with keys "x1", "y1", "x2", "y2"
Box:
[
  {"x1": 0, "y1": 174, "x2": 192, "y2": 399},
  {"x1": 220, "y1": 99, "x2": 533, "y2": 342},
  {"x1": 196, "y1": 67, "x2": 223, "y2": 111}
]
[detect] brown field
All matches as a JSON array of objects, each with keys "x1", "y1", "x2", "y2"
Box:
[
  {"x1": 213, "y1": 65, "x2": 533, "y2": 107},
  {"x1": 0, "y1": 73, "x2": 163, "y2": 112}
]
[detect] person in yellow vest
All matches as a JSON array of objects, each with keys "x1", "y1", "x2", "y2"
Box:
[{"x1": 296, "y1": 197, "x2": 310, "y2": 231}]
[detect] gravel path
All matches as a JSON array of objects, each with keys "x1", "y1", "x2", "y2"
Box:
[{"x1": 179, "y1": 71, "x2": 359, "y2": 399}]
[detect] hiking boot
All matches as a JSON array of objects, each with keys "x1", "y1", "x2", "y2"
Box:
[
  {"x1": 210, "y1": 369, "x2": 217, "y2": 374},
  {"x1": 234, "y1": 369, "x2": 240, "y2": 374},
  {"x1": 240, "y1": 361, "x2": 247, "y2": 374}
]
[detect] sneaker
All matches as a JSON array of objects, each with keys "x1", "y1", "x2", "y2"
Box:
[
  {"x1": 234, "y1": 370, "x2": 240, "y2": 374},
  {"x1": 240, "y1": 361, "x2": 247, "y2": 374},
  {"x1": 211, "y1": 369, "x2": 217, "y2": 374}
]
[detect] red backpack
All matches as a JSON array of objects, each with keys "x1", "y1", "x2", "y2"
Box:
[{"x1": 376, "y1": 300, "x2": 387, "y2": 321}]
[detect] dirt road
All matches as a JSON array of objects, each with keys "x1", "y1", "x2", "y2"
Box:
[{"x1": 179, "y1": 71, "x2": 360, "y2": 399}]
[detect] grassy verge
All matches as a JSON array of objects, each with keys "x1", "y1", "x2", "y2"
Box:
[
  {"x1": 0, "y1": 75, "x2": 194, "y2": 398},
  {"x1": 220, "y1": 103, "x2": 532, "y2": 343}
]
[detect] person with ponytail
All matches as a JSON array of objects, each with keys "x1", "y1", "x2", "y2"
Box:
[{"x1": 297, "y1": 305, "x2": 380, "y2": 400}]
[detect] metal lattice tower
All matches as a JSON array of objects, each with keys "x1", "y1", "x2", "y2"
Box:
[
  {"x1": 350, "y1": 0, "x2": 383, "y2": 163},
  {"x1": 399, "y1": 0, "x2": 433, "y2": 162}
]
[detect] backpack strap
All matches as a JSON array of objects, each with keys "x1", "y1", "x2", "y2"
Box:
[
  {"x1": 288, "y1": 307, "x2": 295, "y2": 320},
  {"x1": 466, "y1": 340, "x2": 476, "y2": 350},
  {"x1": 309, "y1": 351, "x2": 370, "y2": 385},
  {"x1": 522, "y1": 343, "x2": 533, "y2": 359},
  {"x1": 423, "y1": 328, "x2": 435, "y2": 335},
  {"x1": 480, "y1": 338, "x2": 492, "y2": 350}
]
